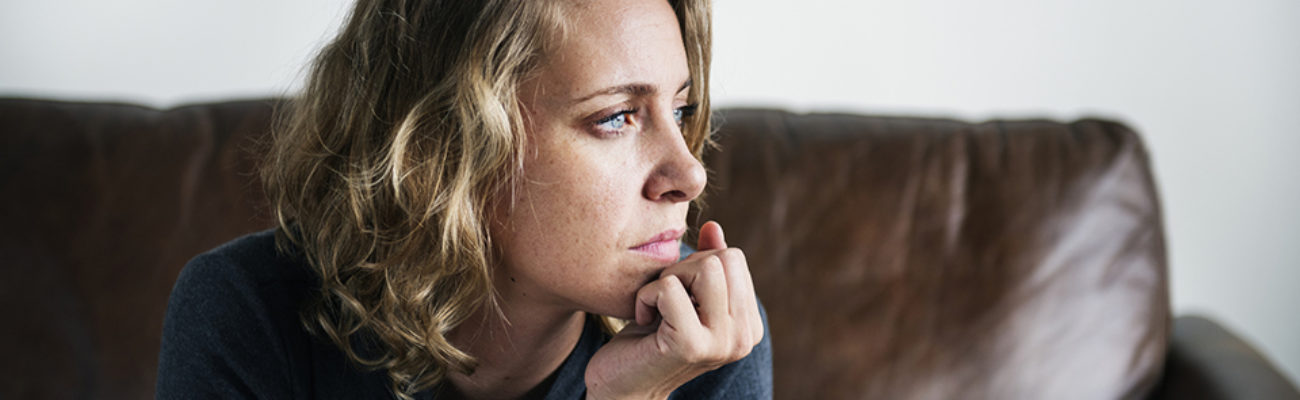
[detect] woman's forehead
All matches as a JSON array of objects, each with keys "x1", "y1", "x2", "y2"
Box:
[{"x1": 535, "y1": 0, "x2": 690, "y2": 105}]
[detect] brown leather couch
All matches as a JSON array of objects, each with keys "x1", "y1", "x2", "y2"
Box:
[{"x1": 2, "y1": 98, "x2": 1296, "y2": 399}]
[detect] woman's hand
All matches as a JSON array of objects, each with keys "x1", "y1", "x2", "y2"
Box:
[{"x1": 584, "y1": 221, "x2": 765, "y2": 400}]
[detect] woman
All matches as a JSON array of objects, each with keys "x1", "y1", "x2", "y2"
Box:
[{"x1": 156, "y1": 0, "x2": 770, "y2": 398}]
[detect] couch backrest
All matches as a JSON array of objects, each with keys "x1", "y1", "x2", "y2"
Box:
[
  {"x1": 0, "y1": 99, "x2": 278, "y2": 399},
  {"x1": 0, "y1": 99, "x2": 1169, "y2": 399},
  {"x1": 700, "y1": 109, "x2": 1169, "y2": 399}
]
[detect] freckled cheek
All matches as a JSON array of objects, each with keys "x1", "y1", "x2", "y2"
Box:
[
  {"x1": 517, "y1": 133, "x2": 650, "y2": 247},
  {"x1": 516, "y1": 157, "x2": 632, "y2": 236},
  {"x1": 556, "y1": 169, "x2": 635, "y2": 234}
]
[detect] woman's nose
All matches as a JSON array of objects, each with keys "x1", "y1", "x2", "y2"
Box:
[{"x1": 642, "y1": 108, "x2": 707, "y2": 203}]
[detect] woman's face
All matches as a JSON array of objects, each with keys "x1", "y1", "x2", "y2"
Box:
[{"x1": 493, "y1": 0, "x2": 705, "y2": 319}]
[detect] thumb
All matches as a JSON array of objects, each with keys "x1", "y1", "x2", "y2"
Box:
[{"x1": 697, "y1": 221, "x2": 727, "y2": 251}]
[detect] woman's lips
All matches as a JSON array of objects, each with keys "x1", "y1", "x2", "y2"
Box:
[{"x1": 630, "y1": 228, "x2": 685, "y2": 263}]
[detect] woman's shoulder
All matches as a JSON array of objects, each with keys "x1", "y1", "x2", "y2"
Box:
[
  {"x1": 157, "y1": 228, "x2": 323, "y2": 398},
  {"x1": 162, "y1": 228, "x2": 319, "y2": 348},
  {"x1": 179, "y1": 228, "x2": 315, "y2": 288}
]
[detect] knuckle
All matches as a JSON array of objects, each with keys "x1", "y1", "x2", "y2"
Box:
[
  {"x1": 677, "y1": 338, "x2": 709, "y2": 362},
  {"x1": 722, "y1": 247, "x2": 746, "y2": 263},
  {"x1": 679, "y1": 338, "x2": 728, "y2": 365},
  {"x1": 721, "y1": 250, "x2": 749, "y2": 276},
  {"x1": 702, "y1": 257, "x2": 725, "y2": 276},
  {"x1": 638, "y1": 278, "x2": 661, "y2": 294},
  {"x1": 663, "y1": 274, "x2": 684, "y2": 290},
  {"x1": 703, "y1": 254, "x2": 724, "y2": 269},
  {"x1": 706, "y1": 345, "x2": 731, "y2": 365},
  {"x1": 654, "y1": 277, "x2": 680, "y2": 299},
  {"x1": 735, "y1": 324, "x2": 752, "y2": 346},
  {"x1": 731, "y1": 327, "x2": 755, "y2": 356},
  {"x1": 733, "y1": 340, "x2": 754, "y2": 360}
]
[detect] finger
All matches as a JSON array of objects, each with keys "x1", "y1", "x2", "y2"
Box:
[
  {"x1": 635, "y1": 282, "x2": 661, "y2": 326},
  {"x1": 719, "y1": 249, "x2": 750, "y2": 314},
  {"x1": 635, "y1": 275, "x2": 684, "y2": 327},
  {"x1": 649, "y1": 275, "x2": 703, "y2": 334},
  {"x1": 660, "y1": 254, "x2": 730, "y2": 328},
  {"x1": 657, "y1": 248, "x2": 719, "y2": 289},
  {"x1": 697, "y1": 221, "x2": 726, "y2": 251},
  {"x1": 716, "y1": 248, "x2": 762, "y2": 345}
]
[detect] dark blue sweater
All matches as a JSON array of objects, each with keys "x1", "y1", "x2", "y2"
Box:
[{"x1": 156, "y1": 229, "x2": 772, "y2": 399}]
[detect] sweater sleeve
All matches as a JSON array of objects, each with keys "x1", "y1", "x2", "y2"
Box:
[{"x1": 155, "y1": 250, "x2": 301, "y2": 399}]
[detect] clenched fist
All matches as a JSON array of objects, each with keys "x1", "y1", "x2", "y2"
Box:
[{"x1": 585, "y1": 221, "x2": 765, "y2": 399}]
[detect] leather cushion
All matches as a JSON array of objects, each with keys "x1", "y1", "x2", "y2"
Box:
[{"x1": 698, "y1": 110, "x2": 1170, "y2": 399}]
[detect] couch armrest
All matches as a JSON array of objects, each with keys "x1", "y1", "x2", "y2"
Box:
[{"x1": 1146, "y1": 316, "x2": 1299, "y2": 400}]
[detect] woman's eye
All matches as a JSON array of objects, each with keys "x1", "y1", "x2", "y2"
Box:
[
  {"x1": 674, "y1": 103, "x2": 699, "y2": 127},
  {"x1": 595, "y1": 109, "x2": 634, "y2": 132}
]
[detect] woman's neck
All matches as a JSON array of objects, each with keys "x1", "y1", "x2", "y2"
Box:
[{"x1": 444, "y1": 291, "x2": 586, "y2": 400}]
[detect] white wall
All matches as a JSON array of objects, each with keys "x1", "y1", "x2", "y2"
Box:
[
  {"x1": 3, "y1": 0, "x2": 1297, "y2": 386},
  {"x1": 0, "y1": 0, "x2": 349, "y2": 105}
]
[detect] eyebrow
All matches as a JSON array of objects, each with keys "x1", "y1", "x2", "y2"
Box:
[{"x1": 573, "y1": 79, "x2": 692, "y2": 104}]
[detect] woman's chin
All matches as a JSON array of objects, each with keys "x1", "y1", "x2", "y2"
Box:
[
  {"x1": 591, "y1": 292, "x2": 638, "y2": 321},
  {"x1": 568, "y1": 260, "x2": 667, "y2": 321}
]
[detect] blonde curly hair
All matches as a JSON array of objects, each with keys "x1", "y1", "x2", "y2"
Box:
[{"x1": 262, "y1": 0, "x2": 713, "y2": 397}]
